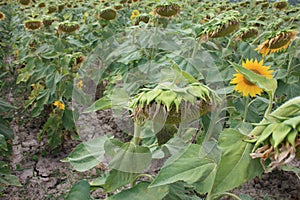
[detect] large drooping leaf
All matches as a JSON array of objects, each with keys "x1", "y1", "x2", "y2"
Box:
[
  {"x1": 163, "y1": 182, "x2": 203, "y2": 200},
  {"x1": 150, "y1": 143, "x2": 218, "y2": 188},
  {"x1": 66, "y1": 180, "x2": 90, "y2": 200},
  {"x1": 0, "y1": 134, "x2": 8, "y2": 151},
  {"x1": 103, "y1": 169, "x2": 139, "y2": 193},
  {"x1": 109, "y1": 142, "x2": 152, "y2": 173},
  {"x1": 62, "y1": 109, "x2": 75, "y2": 131},
  {"x1": 210, "y1": 129, "x2": 263, "y2": 194},
  {"x1": 107, "y1": 182, "x2": 169, "y2": 200},
  {"x1": 84, "y1": 96, "x2": 111, "y2": 113},
  {"x1": 0, "y1": 98, "x2": 16, "y2": 112},
  {"x1": 0, "y1": 117, "x2": 14, "y2": 140},
  {"x1": 61, "y1": 136, "x2": 107, "y2": 172}
]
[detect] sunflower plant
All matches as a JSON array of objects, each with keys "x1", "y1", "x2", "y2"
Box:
[{"x1": 1, "y1": 0, "x2": 300, "y2": 199}]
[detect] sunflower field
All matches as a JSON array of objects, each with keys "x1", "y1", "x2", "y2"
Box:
[{"x1": 0, "y1": 0, "x2": 300, "y2": 199}]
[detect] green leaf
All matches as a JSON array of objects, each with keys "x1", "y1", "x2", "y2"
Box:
[
  {"x1": 109, "y1": 142, "x2": 152, "y2": 173},
  {"x1": 171, "y1": 64, "x2": 198, "y2": 84},
  {"x1": 249, "y1": 97, "x2": 300, "y2": 137},
  {"x1": 0, "y1": 162, "x2": 21, "y2": 187},
  {"x1": 66, "y1": 180, "x2": 90, "y2": 200},
  {"x1": 0, "y1": 172, "x2": 21, "y2": 187},
  {"x1": 43, "y1": 114, "x2": 61, "y2": 148},
  {"x1": 84, "y1": 96, "x2": 111, "y2": 113},
  {"x1": 0, "y1": 135, "x2": 8, "y2": 151},
  {"x1": 230, "y1": 62, "x2": 277, "y2": 94},
  {"x1": 272, "y1": 123, "x2": 292, "y2": 148},
  {"x1": 210, "y1": 129, "x2": 263, "y2": 194},
  {"x1": 281, "y1": 165, "x2": 300, "y2": 179},
  {"x1": 108, "y1": 182, "x2": 168, "y2": 200},
  {"x1": 0, "y1": 98, "x2": 16, "y2": 112},
  {"x1": 61, "y1": 136, "x2": 107, "y2": 172},
  {"x1": 103, "y1": 169, "x2": 139, "y2": 193},
  {"x1": 104, "y1": 138, "x2": 123, "y2": 157},
  {"x1": 156, "y1": 91, "x2": 177, "y2": 111},
  {"x1": 254, "y1": 123, "x2": 278, "y2": 150},
  {"x1": 41, "y1": 51, "x2": 60, "y2": 59},
  {"x1": 187, "y1": 86, "x2": 207, "y2": 100},
  {"x1": 62, "y1": 109, "x2": 75, "y2": 131},
  {"x1": 90, "y1": 174, "x2": 108, "y2": 187},
  {"x1": 162, "y1": 137, "x2": 186, "y2": 156},
  {"x1": 163, "y1": 182, "x2": 202, "y2": 200},
  {"x1": 0, "y1": 118, "x2": 14, "y2": 140},
  {"x1": 287, "y1": 129, "x2": 298, "y2": 147},
  {"x1": 146, "y1": 89, "x2": 162, "y2": 105},
  {"x1": 284, "y1": 115, "x2": 300, "y2": 129},
  {"x1": 150, "y1": 144, "x2": 217, "y2": 188}
]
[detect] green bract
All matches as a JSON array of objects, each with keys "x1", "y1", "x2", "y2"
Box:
[
  {"x1": 248, "y1": 97, "x2": 300, "y2": 172},
  {"x1": 131, "y1": 82, "x2": 218, "y2": 124}
]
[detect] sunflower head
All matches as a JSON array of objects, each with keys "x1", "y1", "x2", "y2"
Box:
[
  {"x1": 130, "y1": 9, "x2": 140, "y2": 20},
  {"x1": 47, "y1": 5, "x2": 58, "y2": 14},
  {"x1": 256, "y1": 30, "x2": 298, "y2": 56},
  {"x1": 24, "y1": 20, "x2": 43, "y2": 30},
  {"x1": 198, "y1": 10, "x2": 240, "y2": 40},
  {"x1": 37, "y1": 2, "x2": 46, "y2": 8},
  {"x1": 230, "y1": 59, "x2": 274, "y2": 97},
  {"x1": 20, "y1": 0, "x2": 31, "y2": 6},
  {"x1": 0, "y1": 11, "x2": 5, "y2": 21},
  {"x1": 53, "y1": 101, "x2": 65, "y2": 110},
  {"x1": 99, "y1": 8, "x2": 117, "y2": 20},
  {"x1": 274, "y1": 1, "x2": 288, "y2": 10},
  {"x1": 133, "y1": 14, "x2": 150, "y2": 25},
  {"x1": 236, "y1": 27, "x2": 258, "y2": 41},
  {"x1": 153, "y1": 3, "x2": 180, "y2": 18},
  {"x1": 58, "y1": 21, "x2": 80, "y2": 33}
]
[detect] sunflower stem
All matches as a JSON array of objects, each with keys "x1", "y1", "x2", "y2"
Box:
[
  {"x1": 264, "y1": 92, "x2": 273, "y2": 118},
  {"x1": 133, "y1": 121, "x2": 141, "y2": 145},
  {"x1": 243, "y1": 96, "x2": 250, "y2": 122},
  {"x1": 192, "y1": 38, "x2": 200, "y2": 59},
  {"x1": 250, "y1": 31, "x2": 270, "y2": 46}
]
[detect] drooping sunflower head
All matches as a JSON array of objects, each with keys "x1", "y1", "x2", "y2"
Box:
[
  {"x1": 19, "y1": 0, "x2": 31, "y2": 6},
  {"x1": 37, "y1": 2, "x2": 46, "y2": 8},
  {"x1": 274, "y1": 1, "x2": 288, "y2": 10},
  {"x1": 24, "y1": 20, "x2": 43, "y2": 30},
  {"x1": 230, "y1": 59, "x2": 274, "y2": 97},
  {"x1": 133, "y1": 14, "x2": 151, "y2": 26},
  {"x1": 153, "y1": 3, "x2": 180, "y2": 18},
  {"x1": 198, "y1": 10, "x2": 240, "y2": 40},
  {"x1": 47, "y1": 5, "x2": 58, "y2": 14},
  {"x1": 236, "y1": 27, "x2": 258, "y2": 41},
  {"x1": 0, "y1": 11, "x2": 5, "y2": 21},
  {"x1": 256, "y1": 30, "x2": 298, "y2": 56},
  {"x1": 42, "y1": 16, "x2": 56, "y2": 26},
  {"x1": 58, "y1": 21, "x2": 80, "y2": 33},
  {"x1": 99, "y1": 8, "x2": 117, "y2": 20}
]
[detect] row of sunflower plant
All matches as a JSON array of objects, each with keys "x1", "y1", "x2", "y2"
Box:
[
  {"x1": 0, "y1": 0, "x2": 299, "y2": 199},
  {"x1": 63, "y1": 0, "x2": 300, "y2": 199}
]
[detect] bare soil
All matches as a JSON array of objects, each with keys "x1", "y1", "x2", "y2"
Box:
[{"x1": 2, "y1": 109, "x2": 300, "y2": 200}]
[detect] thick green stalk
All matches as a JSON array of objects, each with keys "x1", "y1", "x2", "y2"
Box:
[
  {"x1": 133, "y1": 121, "x2": 141, "y2": 145},
  {"x1": 243, "y1": 96, "x2": 250, "y2": 122}
]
